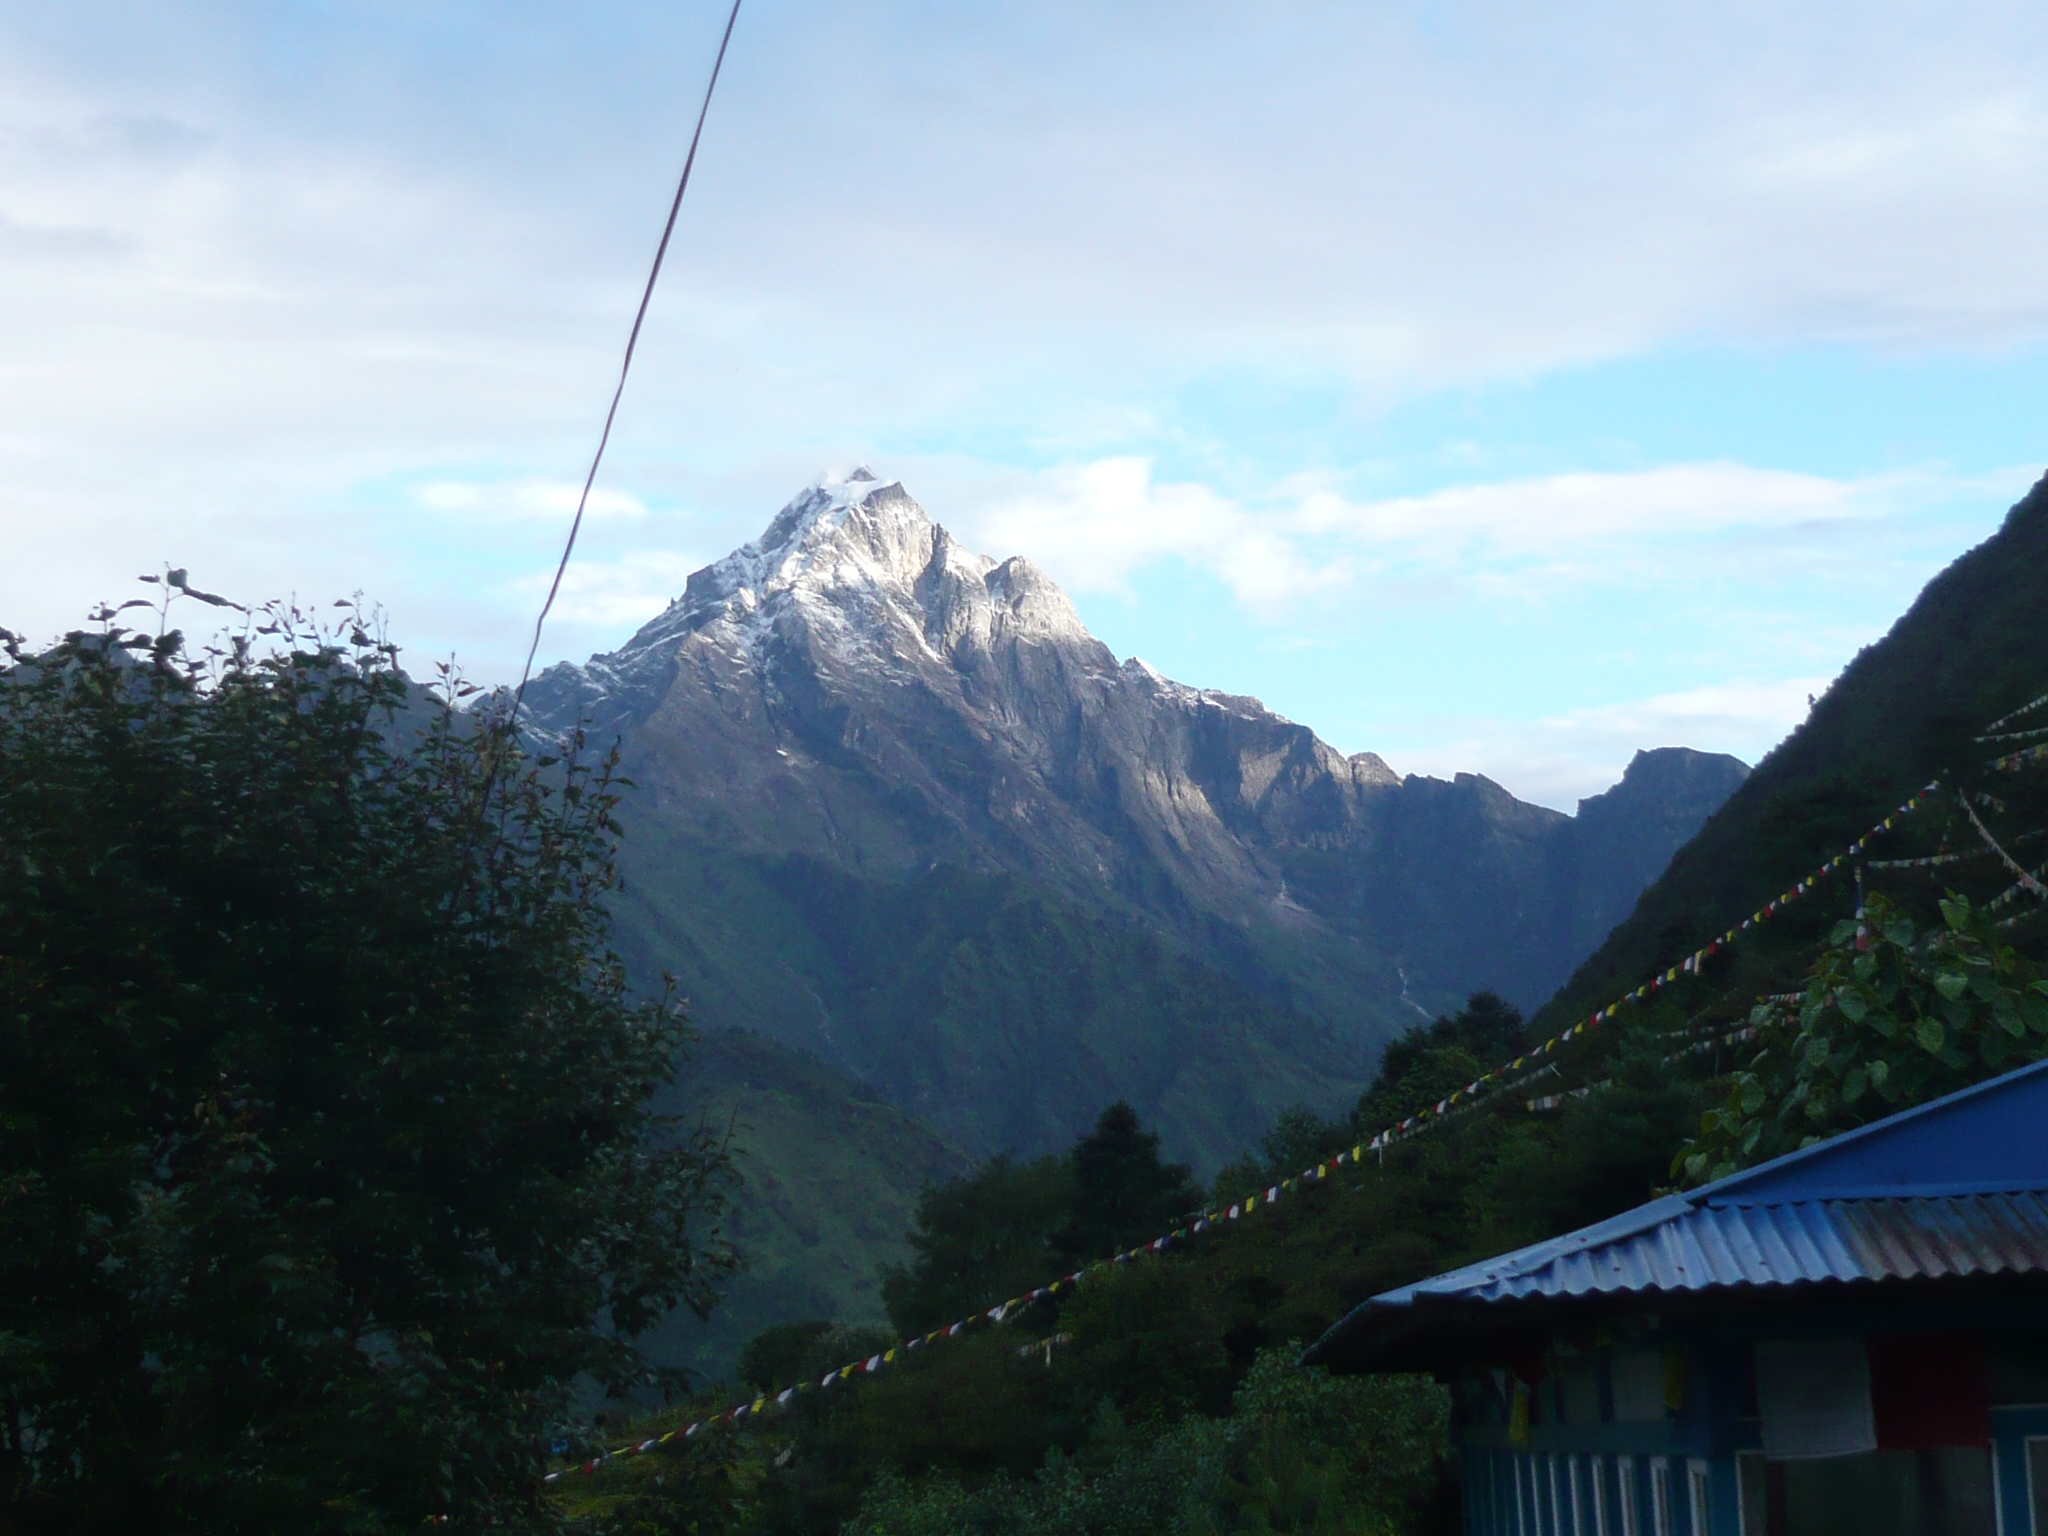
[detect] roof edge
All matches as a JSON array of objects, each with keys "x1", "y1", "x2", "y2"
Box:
[{"x1": 1689, "y1": 1056, "x2": 2048, "y2": 1206}]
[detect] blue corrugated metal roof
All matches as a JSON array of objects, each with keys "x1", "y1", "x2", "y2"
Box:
[
  {"x1": 1386, "y1": 1192, "x2": 2048, "y2": 1306},
  {"x1": 1306, "y1": 1059, "x2": 2048, "y2": 1368},
  {"x1": 1693, "y1": 1056, "x2": 2048, "y2": 1205}
]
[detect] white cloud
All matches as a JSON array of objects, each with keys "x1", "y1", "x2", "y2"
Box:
[
  {"x1": 414, "y1": 480, "x2": 648, "y2": 522},
  {"x1": 501, "y1": 550, "x2": 704, "y2": 633},
  {"x1": 946, "y1": 458, "x2": 1989, "y2": 614},
  {"x1": 1290, "y1": 464, "x2": 1865, "y2": 562},
  {"x1": 1390, "y1": 678, "x2": 1832, "y2": 811},
  {"x1": 0, "y1": 0, "x2": 2045, "y2": 686},
  {"x1": 965, "y1": 458, "x2": 1340, "y2": 610}
]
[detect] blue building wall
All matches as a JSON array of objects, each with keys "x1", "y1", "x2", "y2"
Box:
[{"x1": 1447, "y1": 1323, "x2": 2045, "y2": 1536}]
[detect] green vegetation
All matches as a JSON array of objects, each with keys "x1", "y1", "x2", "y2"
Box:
[
  {"x1": 611, "y1": 834, "x2": 1371, "y2": 1168},
  {"x1": 553, "y1": 998, "x2": 1711, "y2": 1536},
  {"x1": 1685, "y1": 891, "x2": 2048, "y2": 1181},
  {"x1": 563, "y1": 694, "x2": 2047, "y2": 1535},
  {"x1": 1536, "y1": 471, "x2": 2048, "y2": 1039},
  {"x1": 844, "y1": 1349, "x2": 1449, "y2": 1536},
  {"x1": 642, "y1": 1028, "x2": 968, "y2": 1389},
  {"x1": 0, "y1": 597, "x2": 734, "y2": 1531},
  {"x1": 12, "y1": 478, "x2": 2048, "y2": 1533}
]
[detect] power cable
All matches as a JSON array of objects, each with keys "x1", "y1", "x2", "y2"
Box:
[{"x1": 512, "y1": 0, "x2": 746, "y2": 717}]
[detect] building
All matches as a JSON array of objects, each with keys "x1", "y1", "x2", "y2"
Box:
[{"x1": 1302, "y1": 1058, "x2": 2048, "y2": 1536}]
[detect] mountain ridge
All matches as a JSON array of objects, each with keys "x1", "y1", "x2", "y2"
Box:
[
  {"x1": 1533, "y1": 468, "x2": 2048, "y2": 1035},
  {"x1": 522, "y1": 471, "x2": 1747, "y2": 1163}
]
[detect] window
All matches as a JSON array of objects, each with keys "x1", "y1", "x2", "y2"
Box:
[
  {"x1": 1688, "y1": 1460, "x2": 1711, "y2": 1536},
  {"x1": 1651, "y1": 1458, "x2": 1675, "y2": 1536},
  {"x1": 1618, "y1": 1457, "x2": 1641, "y2": 1536},
  {"x1": 1771, "y1": 1447, "x2": 1994, "y2": 1536},
  {"x1": 1736, "y1": 1451, "x2": 1767, "y2": 1536}
]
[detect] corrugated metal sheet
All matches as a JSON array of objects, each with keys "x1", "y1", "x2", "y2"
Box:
[
  {"x1": 1406, "y1": 1192, "x2": 2048, "y2": 1304},
  {"x1": 1307, "y1": 1066, "x2": 2048, "y2": 1370}
]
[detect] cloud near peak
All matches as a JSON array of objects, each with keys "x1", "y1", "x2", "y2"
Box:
[{"x1": 956, "y1": 458, "x2": 1946, "y2": 613}]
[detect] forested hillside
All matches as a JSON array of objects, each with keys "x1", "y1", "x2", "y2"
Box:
[
  {"x1": 1533, "y1": 468, "x2": 2048, "y2": 1037},
  {"x1": 640, "y1": 1030, "x2": 969, "y2": 1389},
  {"x1": 554, "y1": 471, "x2": 2048, "y2": 1536},
  {"x1": 524, "y1": 473, "x2": 1745, "y2": 1169}
]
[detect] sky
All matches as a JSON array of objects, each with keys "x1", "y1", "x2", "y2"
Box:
[{"x1": 3, "y1": 2, "x2": 2046, "y2": 808}]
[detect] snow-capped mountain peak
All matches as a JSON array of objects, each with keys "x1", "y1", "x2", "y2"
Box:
[{"x1": 520, "y1": 473, "x2": 1100, "y2": 729}]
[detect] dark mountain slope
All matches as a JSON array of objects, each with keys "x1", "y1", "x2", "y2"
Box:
[
  {"x1": 642, "y1": 1029, "x2": 969, "y2": 1386},
  {"x1": 1534, "y1": 469, "x2": 2048, "y2": 1034},
  {"x1": 521, "y1": 472, "x2": 1745, "y2": 1163},
  {"x1": 612, "y1": 833, "x2": 1370, "y2": 1169}
]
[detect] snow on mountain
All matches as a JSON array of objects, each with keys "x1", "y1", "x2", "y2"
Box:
[
  {"x1": 513, "y1": 473, "x2": 1745, "y2": 1162},
  {"x1": 527, "y1": 469, "x2": 1388, "y2": 755},
  {"x1": 524, "y1": 470, "x2": 1116, "y2": 733}
]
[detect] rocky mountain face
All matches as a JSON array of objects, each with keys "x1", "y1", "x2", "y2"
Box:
[{"x1": 522, "y1": 471, "x2": 1745, "y2": 1166}]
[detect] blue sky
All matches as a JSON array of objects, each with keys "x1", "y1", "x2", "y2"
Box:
[{"x1": 3, "y1": 2, "x2": 2046, "y2": 806}]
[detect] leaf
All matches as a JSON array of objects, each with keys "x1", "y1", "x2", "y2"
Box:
[
  {"x1": 1914, "y1": 1019, "x2": 1946, "y2": 1055},
  {"x1": 1995, "y1": 997, "x2": 2025, "y2": 1039},
  {"x1": 1803, "y1": 1036, "x2": 1831, "y2": 1068},
  {"x1": 1883, "y1": 918, "x2": 1915, "y2": 948},
  {"x1": 2025, "y1": 995, "x2": 2048, "y2": 1036},
  {"x1": 162, "y1": 571, "x2": 245, "y2": 610},
  {"x1": 1836, "y1": 991, "x2": 1869, "y2": 1023},
  {"x1": 1933, "y1": 971, "x2": 1970, "y2": 1001},
  {"x1": 1841, "y1": 1065, "x2": 1867, "y2": 1104}
]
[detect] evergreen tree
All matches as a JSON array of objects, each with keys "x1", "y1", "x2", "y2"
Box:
[
  {"x1": 881, "y1": 1154, "x2": 1071, "y2": 1335},
  {"x1": 1054, "y1": 1102, "x2": 1202, "y2": 1265}
]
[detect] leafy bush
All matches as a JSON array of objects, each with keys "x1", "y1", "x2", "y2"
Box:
[
  {"x1": 0, "y1": 598, "x2": 736, "y2": 1531},
  {"x1": 841, "y1": 1348, "x2": 1448, "y2": 1536},
  {"x1": 1683, "y1": 891, "x2": 2048, "y2": 1181}
]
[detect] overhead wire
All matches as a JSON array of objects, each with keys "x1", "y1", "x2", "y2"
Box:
[{"x1": 511, "y1": 0, "x2": 746, "y2": 719}]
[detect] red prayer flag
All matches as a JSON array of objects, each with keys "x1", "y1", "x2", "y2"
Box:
[{"x1": 1870, "y1": 1333, "x2": 1989, "y2": 1449}]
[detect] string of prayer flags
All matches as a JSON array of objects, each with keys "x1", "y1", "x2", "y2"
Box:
[
  {"x1": 1358, "y1": 783, "x2": 1940, "y2": 1155},
  {"x1": 1958, "y1": 791, "x2": 2048, "y2": 901},
  {"x1": 1865, "y1": 847, "x2": 1993, "y2": 870},
  {"x1": 1977, "y1": 723, "x2": 2048, "y2": 747},
  {"x1": 1527, "y1": 1020, "x2": 1763, "y2": 1112},
  {"x1": 1988, "y1": 860, "x2": 2048, "y2": 913},
  {"x1": 1980, "y1": 689, "x2": 2048, "y2": 737},
  {"x1": 552, "y1": 1116, "x2": 1453, "y2": 1483},
  {"x1": 1991, "y1": 743, "x2": 2048, "y2": 773},
  {"x1": 545, "y1": 766, "x2": 1985, "y2": 1484}
]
